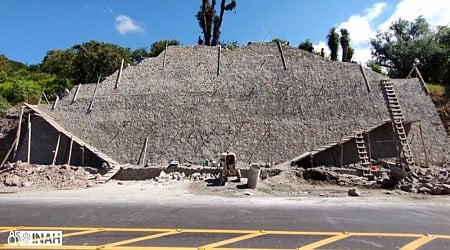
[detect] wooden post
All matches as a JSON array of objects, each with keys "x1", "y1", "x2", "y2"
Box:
[
  {"x1": 340, "y1": 142, "x2": 344, "y2": 167},
  {"x1": 139, "y1": 137, "x2": 149, "y2": 166},
  {"x1": 366, "y1": 132, "x2": 372, "y2": 164},
  {"x1": 276, "y1": 40, "x2": 287, "y2": 71},
  {"x1": 359, "y1": 63, "x2": 371, "y2": 93},
  {"x1": 418, "y1": 122, "x2": 429, "y2": 168},
  {"x1": 12, "y1": 106, "x2": 24, "y2": 159},
  {"x1": 88, "y1": 75, "x2": 101, "y2": 113},
  {"x1": 217, "y1": 46, "x2": 221, "y2": 76},
  {"x1": 67, "y1": 136, "x2": 74, "y2": 165},
  {"x1": 52, "y1": 133, "x2": 61, "y2": 165},
  {"x1": 81, "y1": 146, "x2": 85, "y2": 166},
  {"x1": 115, "y1": 59, "x2": 124, "y2": 89},
  {"x1": 27, "y1": 114, "x2": 31, "y2": 164},
  {"x1": 72, "y1": 83, "x2": 81, "y2": 103},
  {"x1": 52, "y1": 95, "x2": 59, "y2": 110},
  {"x1": 162, "y1": 41, "x2": 168, "y2": 71},
  {"x1": 0, "y1": 138, "x2": 17, "y2": 168},
  {"x1": 42, "y1": 92, "x2": 50, "y2": 104}
]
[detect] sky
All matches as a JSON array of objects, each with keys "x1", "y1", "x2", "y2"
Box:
[{"x1": 1, "y1": 0, "x2": 449, "y2": 65}]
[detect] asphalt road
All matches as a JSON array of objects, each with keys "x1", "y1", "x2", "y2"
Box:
[{"x1": 0, "y1": 187, "x2": 450, "y2": 249}]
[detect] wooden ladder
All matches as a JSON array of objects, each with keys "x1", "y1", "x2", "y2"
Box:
[
  {"x1": 381, "y1": 80, "x2": 416, "y2": 167},
  {"x1": 355, "y1": 132, "x2": 371, "y2": 168}
]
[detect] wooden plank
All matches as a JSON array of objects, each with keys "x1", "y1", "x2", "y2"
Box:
[
  {"x1": 52, "y1": 133, "x2": 61, "y2": 165},
  {"x1": 42, "y1": 91, "x2": 50, "y2": 104},
  {"x1": 71, "y1": 83, "x2": 81, "y2": 103},
  {"x1": 217, "y1": 46, "x2": 221, "y2": 76},
  {"x1": 138, "y1": 137, "x2": 149, "y2": 166},
  {"x1": 115, "y1": 59, "x2": 124, "y2": 89},
  {"x1": 51, "y1": 95, "x2": 59, "y2": 110},
  {"x1": 67, "y1": 136, "x2": 74, "y2": 165},
  {"x1": 276, "y1": 41, "x2": 287, "y2": 71},
  {"x1": 0, "y1": 137, "x2": 18, "y2": 168},
  {"x1": 359, "y1": 63, "x2": 371, "y2": 92},
  {"x1": 12, "y1": 106, "x2": 24, "y2": 159},
  {"x1": 27, "y1": 113, "x2": 31, "y2": 164},
  {"x1": 162, "y1": 41, "x2": 168, "y2": 71},
  {"x1": 87, "y1": 75, "x2": 101, "y2": 113}
]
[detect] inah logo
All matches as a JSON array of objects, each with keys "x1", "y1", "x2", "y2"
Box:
[{"x1": 7, "y1": 231, "x2": 63, "y2": 246}]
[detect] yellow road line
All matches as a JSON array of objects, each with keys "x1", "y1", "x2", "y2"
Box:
[
  {"x1": 0, "y1": 245, "x2": 96, "y2": 249},
  {"x1": 103, "y1": 230, "x2": 180, "y2": 247},
  {"x1": 298, "y1": 233, "x2": 350, "y2": 250},
  {"x1": 0, "y1": 228, "x2": 16, "y2": 234},
  {"x1": 399, "y1": 235, "x2": 436, "y2": 250},
  {"x1": 199, "y1": 231, "x2": 266, "y2": 249},
  {"x1": 63, "y1": 228, "x2": 104, "y2": 238}
]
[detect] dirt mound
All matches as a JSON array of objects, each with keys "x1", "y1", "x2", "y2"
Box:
[{"x1": 0, "y1": 161, "x2": 98, "y2": 192}]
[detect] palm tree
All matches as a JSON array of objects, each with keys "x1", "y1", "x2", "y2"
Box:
[{"x1": 327, "y1": 28, "x2": 339, "y2": 61}]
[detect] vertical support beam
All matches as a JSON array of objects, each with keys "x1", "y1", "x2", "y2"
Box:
[
  {"x1": 67, "y1": 136, "x2": 74, "y2": 165},
  {"x1": 52, "y1": 95, "x2": 59, "y2": 110},
  {"x1": 138, "y1": 137, "x2": 149, "y2": 166},
  {"x1": 52, "y1": 133, "x2": 61, "y2": 166},
  {"x1": 162, "y1": 41, "x2": 168, "y2": 71},
  {"x1": 27, "y1": 114, "x2": 31, "y2": 164},
  {"x1": 115, "y1": 59, "x2": 124, "y2": 89},
  {"x1": 275, "y1": 41, "x2": 287, "y2": 71},
  {"x1": 72, "y1": 83, "x2": 81, "y2": 103},
  {"x1": 81, "y1": 146, "x2": 85, "y2": 167},
  {"x1": 12, "y1": 106, "x2": 24, "y2": 159},
  {"x1": 217, "y1": 46, "x2": 221, "y2": 76},
  {"x1": 414, "y1": 65, "x2": 430, "y2": 95}
]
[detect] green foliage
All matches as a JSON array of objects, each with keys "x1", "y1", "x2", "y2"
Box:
[
  {"x1": 149, "y1": 39, "x2": 180, "y2": 57},
  {"x1": 367, "y1": 60, "x2": 386, "y2": 75},
  {"x1": 327, "y1": 27, "x2": 339, "y2": 61},
  {"x1": 196, "y1": 0, "x2": 236, "y2": 46},
  {"x1": 272, "y1": 38, "x2": 288, "y2": 45},
  {"x1": 131, "y1": 47, "x2": 152, "y2": 64},
  {"x1": 221, "y1": 40, "x2": 240, "y2": 50},
  {"x1": 427, "y1": 83, "x2": 446, "y2": 97},
  {"x1": 370, "y1": 16, "x2": 450, "y2": 85},
  {"x1": 298, "y1": 39, "x2": 314, "y2": 52}
]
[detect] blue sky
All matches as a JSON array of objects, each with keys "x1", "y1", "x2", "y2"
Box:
[{"x1": 1, "y1": 0, "x2": 449, "y2": 65}]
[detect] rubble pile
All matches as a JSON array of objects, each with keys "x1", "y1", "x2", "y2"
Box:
[
  {"x1": 152, "y1": 170, "x2": 215, "y2": 183},
  {"x1": 400, "y1": 167, "x2": 450, "y2": 195},
  {"x1": 0, "y1": 161, "x2": 97, "y2": 191}
]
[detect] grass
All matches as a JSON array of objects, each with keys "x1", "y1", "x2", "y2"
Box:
[{"x1": 426, "y1": 83, "x2": 447, "y2": 98}]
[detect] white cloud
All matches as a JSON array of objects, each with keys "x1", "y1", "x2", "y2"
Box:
[
  {"x1": 115, "y1": 15, "x2": 143, "y2": 35},
  {"x1": 337, "y1": 2, "x2": 386, "y2": 63},
  {"x1": 314, "y1": 0, "x2": 450, "y2": 64}
]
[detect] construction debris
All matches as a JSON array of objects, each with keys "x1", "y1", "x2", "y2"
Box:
[{"x1": 0, "y1": 161, "x2": 97, "y2": 191}]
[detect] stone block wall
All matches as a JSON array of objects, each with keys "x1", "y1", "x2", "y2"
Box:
[{"x1": 34, "y1": 43, "x2": 449, "y2": 167}]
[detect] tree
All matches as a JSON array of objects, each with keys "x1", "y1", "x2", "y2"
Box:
[
  {"x1": 298, "y1": 39, "x2": 314, "y2": 52},
  {"x1": 70, "y1": 41, "x2": 132, "y2": 84},
  {"x1": 196, "y1": 0, "x2": 236, "y2": 46},
  {"x1": 340, "y1": 28, "x2": 353, "y2": 62},
  {"x1": 327, "y1": 27, "x2": 339, "y2": 61},
  {"x1": 367, "y1": 60, "x2": 385, "y2": 75},
  {"x1": 41, "y1": 49, "x2": 76, "y2": 80},
  {"x1": 370, "y1": 16, "x2": 450, "y2": 83},
  {"x1": 148, "y1": 39, "x2": 180, "y2": 57}
]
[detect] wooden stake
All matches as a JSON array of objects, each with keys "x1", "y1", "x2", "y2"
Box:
[
  {"x1": 162, "y1": 41, "x2": 168, "y2": 71},
  {"x1": 115, "y1": 59, "x2": 124, "y2": 89},
  {"x1": 27, "y1": 114, "x2": 31, "y2": 164},
  {"x1": 81, "y1": 146, "x2": 85, "y2": 166},
  {"x1": 72, "y1": 83, "x2": 81, "y2": 103},
  {"x1": 217, "y1": 46, "x2": 221, "y2": 76},
  {"x1": 139, "y1": 137, "x2": 149, "y2": 166},
  {"x1": 42, "y1": 92, "x2": 50, "y2": 104},
  {"x1": 276, "y1": 40, "x2": 287, "y2": 71},
  {"x1": 418, "y1": 122, "x2": 429, "y2": 168},
  {"x1": 67, "y1": 136, "x2": 74, "y2": 165},
  {"x1": 366, "y1": 132, "x2": 372, "y2": 163},
  {"x1": 52, "y1": 95, "x2": 59, "y2": 110},
  {"x1": 88, "y1": 75, "x2": 101, "y2": 113},
  {"x1": 12, "y1": 106, "x2": 24, "y2": 159},
  {"x1": 52, "y1": 133, "x2": 61, "y2": 166},
  {"x1": 359, "y1": 63, "x2": 371, "y2": 93}
]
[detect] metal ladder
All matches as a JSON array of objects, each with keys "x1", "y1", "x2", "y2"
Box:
[
  {"x1": 381, "y1": 80, "x2": 416, "y2": 167},
  {"x1": 355, "y1": 132, "x2": 371, "y2": 168}
]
